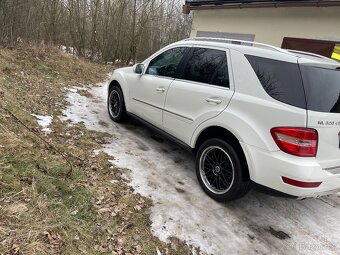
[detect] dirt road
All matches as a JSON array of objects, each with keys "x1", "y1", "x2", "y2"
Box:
[{"x1": 61, "y1": 83, "x2": 340, "y2": 255}]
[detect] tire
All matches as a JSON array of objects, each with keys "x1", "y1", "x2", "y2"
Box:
[
  {"x1": 195, "y1": 138, "x2": 251, "y2": 202},
  {"x1": 108, "y1": 86, "x2": 127, "y2": 123}
]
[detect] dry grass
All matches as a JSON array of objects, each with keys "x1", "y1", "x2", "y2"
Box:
[{"x1": 0, "y1": 45, "x2": 190, "y2": 255}]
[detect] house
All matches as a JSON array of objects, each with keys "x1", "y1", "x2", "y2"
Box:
[{"x1": 183, "y1": 0, "x2": 340, "y2": 60}]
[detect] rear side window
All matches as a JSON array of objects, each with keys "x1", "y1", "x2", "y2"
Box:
[
  {"x1": 300, "y1": 66, "x2": 340, "y2": 113},
  {"x1": 182, "y1": 48, "x2": 229, "y2": 88},
  {"x1": 246, "y1": 55, "x2": 306, "y2": 109}
]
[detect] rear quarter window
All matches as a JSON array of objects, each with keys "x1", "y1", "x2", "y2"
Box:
[
  {"x1": 300, "y1": 66, "x2": 340, "y2": 113},
  {"x1": 246, "y1": 55, "x2": 306, "y2": 109}
]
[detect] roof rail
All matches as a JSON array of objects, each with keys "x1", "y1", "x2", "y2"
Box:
[
  {"x1": 287, "y1": 49, "x2": 338, "y2": 63},
  {"x1": 183, "y1": 37, "x2": 289, "y2": 54}
]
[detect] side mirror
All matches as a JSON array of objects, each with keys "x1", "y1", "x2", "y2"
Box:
[{"x1": 133, "y1": 63, "x2": 145, "y2": 75}]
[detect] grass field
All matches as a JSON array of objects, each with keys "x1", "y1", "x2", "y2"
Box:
[{"x1": 0, "y1": 45, "x2": 189, "y2": 255}]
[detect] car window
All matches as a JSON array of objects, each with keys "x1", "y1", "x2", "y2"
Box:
[
  {"x1": 146, "y1": 47, "x2": 187, "y2": 78},
  {"x1": 300, "y1": 66, "x2": 340, "y2": 113},
  {"x1": 182, "y1": 48, "x2": 229, "y2": 87},
  {"x1": 211, "y1": 57, "x2": 229, "y2": 87},
  {"x1": 246, "y1": 55, "x2": 306, "y2": 109}
]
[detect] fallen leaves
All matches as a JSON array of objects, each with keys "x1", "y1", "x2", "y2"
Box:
[
  {"x1": 6, "y1": 203, "x2": 28, "y2": 215},
  {"x1": 119, "y1": 223, "x2": 134, "y2": 234},
  {"x1": 135, "y1": 244, "x2": 142, "y2": 254},
  {"x1": 97, "y1": 207, "x2": 111, "y2": 214},
  {"x1": 44, "y1": 231, "x2": 63, "y2": 248},
  {"x1": 133, "y1": 205, "x2": 142, "y2": 211},
  {"x1": 20, "y1": 176, "x2": 34, "y2": 185},
  {"x1": 70, "y1": 209, "x2": 78, "y2": 215},
  {"x1": 9, "y1": 244, "x2": 20, "y2": 255}
]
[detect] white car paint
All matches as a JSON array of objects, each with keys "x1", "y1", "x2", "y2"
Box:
[{"x1": 109, "y1": 38, "x2": 340, "y2": 198}]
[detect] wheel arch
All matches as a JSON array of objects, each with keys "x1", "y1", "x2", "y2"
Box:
[
  {"x1": 193, "y1": 126, "x2": 250, "y2": 181},
  {"x1": 108, "y1": 78, "x2": 130, "y2": 111},
  {"x1": 109, "y1": 80, "x2": 122, "y2": 92}
]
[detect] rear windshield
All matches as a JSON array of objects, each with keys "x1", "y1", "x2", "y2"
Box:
[
  {"x1": 246, "y1": 55, "x2": 306, "y2": 109},
  {"x1": 300, "y1": 66, "x2": 340, "y2": 113}
]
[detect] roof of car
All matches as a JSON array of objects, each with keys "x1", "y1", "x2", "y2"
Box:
[{"x1": 170, "y1": 38, "x2": 338, "y2": 65}]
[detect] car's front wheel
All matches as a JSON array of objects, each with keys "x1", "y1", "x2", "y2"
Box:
[
  {"x1": 195, "y1": 138, "x2": 250, "y2": 202},
  {"x1": 108, "y1": 86, "x2": 127, "y2": 123}
]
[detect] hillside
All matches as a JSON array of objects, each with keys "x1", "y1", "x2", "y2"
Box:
[{"x1": 0, "y1": 46, "x2": 188, "y2": 255}]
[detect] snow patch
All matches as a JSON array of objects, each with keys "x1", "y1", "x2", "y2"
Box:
[
  {"x1": 31, "y1": 114, "x2": 53, "y2": 134},
  {"x1": 60, "y1": 83, "x2": 340, "y2": 255}
]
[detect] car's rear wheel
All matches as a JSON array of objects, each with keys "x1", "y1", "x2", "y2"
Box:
[
  {"x1": 195, "y1": 138, "x2": 250, "y2": 201},
  {"x1": 108, "y1": 86, "x2": 127, "y2": 122}
]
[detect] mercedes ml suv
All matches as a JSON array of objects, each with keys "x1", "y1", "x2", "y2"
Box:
[{"x1": 107, "y1": 38, "x2": 340, "y2": 201}]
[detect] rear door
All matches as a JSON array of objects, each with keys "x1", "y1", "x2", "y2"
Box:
[
  {"x1": 163, "y1": 47, "x2": 234, "y2": 144},
  {"x1": 300, "y1": 62, "x2": 340, "y2": 171}
]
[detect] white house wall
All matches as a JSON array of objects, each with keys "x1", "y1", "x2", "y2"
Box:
[{"x1": 190, "y1": 7, "x2": 340, "y2": 46}]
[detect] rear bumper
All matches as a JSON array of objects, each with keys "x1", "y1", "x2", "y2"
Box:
[{"x1": 242, "y1": 143, "x2": 340, "y2": 198}]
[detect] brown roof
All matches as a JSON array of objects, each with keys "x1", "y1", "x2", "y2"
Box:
[{"x1": 183, "y1": 0, "x2": 340, "y2": 13}]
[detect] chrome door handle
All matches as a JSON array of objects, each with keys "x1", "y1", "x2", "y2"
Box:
[
  {"x1": 156, "y1": 87, "x2": 166, "y2": 93},
  {"x1": 206, "y1": 97, "x2": 222, "y2": 104}
]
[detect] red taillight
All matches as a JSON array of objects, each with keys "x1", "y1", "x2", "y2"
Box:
[
  {"x1": 271, "y1": 127, "x2": 318, "y2": 157},
  {"x1": 282, "y1": 177, "x2": 322, "y2": 188}
]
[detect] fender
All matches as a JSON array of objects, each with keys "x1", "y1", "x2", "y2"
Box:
[{"x1": 108, "y1": 67, "x2": 133, "y2": 111}]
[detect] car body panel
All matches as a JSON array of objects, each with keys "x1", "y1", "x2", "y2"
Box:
[
  {"x1": 108, "y1": 39, "x2": 340, "y2": 198},
  {"x1": 307, "y1": 111, "x2": 340, "y2": 171},
  {"x1": 129, "y1": 74, "x2": 174, "y2": 128},
  {"x1": 163, "y1": 47, "x2": 234, "y2": 144}
]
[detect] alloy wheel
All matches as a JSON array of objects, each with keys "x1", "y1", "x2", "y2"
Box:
[{"x1": 199, "y1": 146, "x2": 235, "y2": 195}]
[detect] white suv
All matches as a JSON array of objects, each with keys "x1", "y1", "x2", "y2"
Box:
[{"x1": 107, "y1": 38, "x2": 340, "y2": 201}]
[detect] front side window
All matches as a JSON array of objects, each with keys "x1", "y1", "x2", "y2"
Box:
[
  {"x1": 182, "y1": 48, "x2": 229, "y2": 87},
  {"x1": 146, "y1": 47, "x2": 187, "y2": 78},
  {"x1": 246, "y1": 55, "x2": 306, "y2": 109}
]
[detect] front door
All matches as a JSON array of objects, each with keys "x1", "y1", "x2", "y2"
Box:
[{"x1": 129, "y1": 47, "x2": 188, "y2": 128}]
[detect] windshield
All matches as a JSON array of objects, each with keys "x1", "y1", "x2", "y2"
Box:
[{"x1": 300, "y1": 66, "x2": 340, "y2": 113}]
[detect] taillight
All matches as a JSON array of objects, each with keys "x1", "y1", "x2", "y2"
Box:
[{"x1": 271, "y1": 127, "x2": 318, "y2": 157}]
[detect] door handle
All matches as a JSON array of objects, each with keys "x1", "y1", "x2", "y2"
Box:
[
  {"x1": 206, "y1": 97, "x2": 222, "y2": 104},
  {"x1": 156, "y1": 87, "x2": 166, "y2": 93}
]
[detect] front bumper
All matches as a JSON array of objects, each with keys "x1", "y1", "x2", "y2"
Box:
[{"x1": 242, "y1": 143, "x2": 340, "y2": 198}]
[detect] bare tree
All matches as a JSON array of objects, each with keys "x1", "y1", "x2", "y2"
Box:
[{"x1": 0, "y1": 0, "x2": 192, "y2": 63}]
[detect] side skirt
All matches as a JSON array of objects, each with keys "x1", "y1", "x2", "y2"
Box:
[{"x1": 126, "y1": 112, "x2": 194, "y2": 153}]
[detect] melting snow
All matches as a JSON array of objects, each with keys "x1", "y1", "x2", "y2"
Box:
[
  {"x1": 60, "y1": 83, "x2": 340, "y2": 255},
  {"x1": 31, "y1": 114, "x2": 53, "y2": 134}
]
